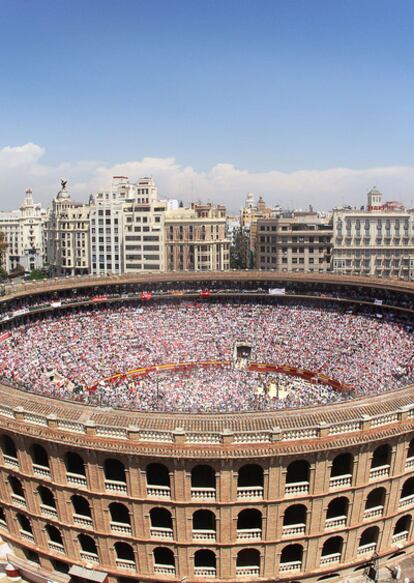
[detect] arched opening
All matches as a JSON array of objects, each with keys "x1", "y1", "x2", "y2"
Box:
[
  {"x1": 71, "y1": 495, "x2": 92, "y2": 527},
  {"x1": 400, "y1": 477, "x2": 414, "y2": 506},
  {"x1": 24, "y1": 549, "x2": 40, "y2": 564},
  {"x1": 237, "y1": 464, "x2": 264, "y2": 498},
  {"x1": 236, "y1": 548, "x2": 260, "y2": 576},
  {"x1": 364, "y1": 487, "x2": 386, "y2": 518},
  {"x1": 8, "y1": 476, "x2": 25, "y2": 503},
  {"x1": 46, "y1": 524, "x2": 65, "y2": 552},
  {"x1": 237, "y1": 508, "x2": 262, "y2": 539},
  {"x1": 109, "y1": 503, "x2": 131, "y2": 535},
  {"x1": 192, "y1": 509, "x2": 216, "y2": 540},
  {"x1": 282, "y1": 504, "x2": 307, "y2": 535},
  {"x1": 280, "y1": 544, "x2": 303, "y2": 572},
  {"x1": 30, "y1": 443, "x2": 49, "y2": 468},
  {"x1": 150, "y1": 507, "x2": 173, "y2": 538},
  {"x1": 114, "y1": 542, "x2": 135, "y2": 569},
  {"x1": 326, "y1": 497, "x2": 348, "y2": 528},
  {"x1": 0, "y1": 506, "x2": 7, "y2": 528},
  {"x1": 104, "y1": 458, "x2": 127, "y2": 493},
  {"x1": 194, "y1": 549, "x2": 216, "y2": 576},
  {"x1": 370, "y1": 444, "x2": 391, "y2": 477},
  {"x1": 153, "y1": 547, "x2": 175, "y2": 575},
  {"x1": 330, "y1": 453, "x2": 353, "y2": 487},
  {"x1": 51, "y1": 560, "x2": 69, "y2": 574},
  {"x1": 17, "y1": 513, "x2": 32, "y2": 536},
  {"x1": 1, "y1": 435, "x2": 17, "y2": 464},
  {"x1": 191, "y1": 465, "x2": 216, "y2": 499},
  {"x1": 37, "y1": 486, "x2": 57, "y2": 517},
  {"x1": 78, "y1": 534, "x2": 98, "y2": 561},
  {"x1": 285, "y1": 460, "x2": 310, "y2": 495},
  {"x1": 65, "y1": 452, "x2": 86, "y2": 480},
  {"x1": 146, "y1": 463, "x2": 171, "y2": 497},
  {"x1": 407, "y1": 437, "x2": 414, "y2": 466},
  {"x1": 358, "y1": 526, "x2": 379, "y2": 555},
  {"x1": 393, "y1": 515, "x2": 412, "y2": 543},
  {"x1": 321, "y1": 536, "x2": 343, "y2": 565}
]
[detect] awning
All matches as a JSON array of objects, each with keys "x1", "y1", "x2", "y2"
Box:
[{"x1": 68, "y1": 565, "x2": 108, "y2": 583}]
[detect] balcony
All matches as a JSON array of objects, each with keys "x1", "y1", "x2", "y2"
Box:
[
  {"x1": 194, "y1": 567, "x2": 216, "y2": 577},
  {"x1": 105, "y1": 479, "x2": 127, "y2": 494},
  {"x1": 11, "y1": 494, "x2": 27, "y2": 508},
  {"x1": 193, "y1": 529, "x2": 216, "y2": 541},
  {"x1": 237, "y1": 486, "x2": 263, "y2": 499},
  {"x1": 48, "y1": 541, "x2": 65, "y2": 554},
  {"x1": 80, "y1": 551, "x2": 99, "y2": 565},
  {"x1": 364, "y1": 505, "x2": 383, "y2": 520},
  {"x1": 329, "y1": 474, "x2": 351, "y2": 489},
  {"x1": 21, "y1": 530, "x2": 34, "y2": 544},
  {"x1": 357, "y1": 543, "x2": 376, "y2": 556},
  {"x1": 3, "y1": 454, "x2": 19, "y2": 469},
  {"x1": 282, "y1": 523, "x2": 305, "y2": 537},
  {"x1": 325, "y1": 516, "x2": 346, "y2": 530},
  {"x1": 399, "y1": 494, "x2": 414, "y2": 508},
  {"x1": 67, "y1": 472, "x2": 87, "y2": 488},
  {"x1": 154, "y1": 564, "x2": 176, "y2": 575},
  {"x1": 40, "y1": 504, "x2": 58, "y2": 519},
  {"x1": 236, "y1": 566, "x2": 260, "y2": 576},
  {"x1": 237, "y1": 528, "x2": 261, "y2": 541},
  {"x1": 285, "y1": 481, "x2": 309, "y2": 496},
  {"x1": 111, "y1": 521, "x2": 132, "y2": 535},
  {"x1": 392, "y1": 531, "x2": 409, "y2": 545},
  {"x1": 191, "y1": 487, "x2": 216, "y2": 500},
  {"x1": 150, "y1": 526, "x2": 173, "y2": 540},
  {"x1": 33, "y1": 464, "x2": 51, "y2": 480},
  {"x1": 279, "y1": 561, "x2": 301, "y2": 573},
  {"x1": 73, "y1": 514, "x2": 93, "y2": 528},
  {"x1": 147, "y1": 485, "x2": 171, "y2": 498},
  {"x1": 116, "y1": 559, "x2": 136, "y2": 571},
  {"x1": 369, "y1": 465, "x2": 390, "y2": 480},
  {"x1": 406, "y1": 457, "x2": 414, "y2": 470},
  {"x1": 320, "y1": 553, "x2": 341, "y2": 566}
]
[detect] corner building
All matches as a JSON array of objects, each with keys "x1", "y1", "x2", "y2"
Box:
[{"x1": 1, "y1": 272, "x2": 414, "y2": 582}]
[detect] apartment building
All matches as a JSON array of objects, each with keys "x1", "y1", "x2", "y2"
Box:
[
  {"x1": 0, "y1": 189, "x2": 45, "y2": 273},
  {"x1": 90, "y1": 190, "x2": 124, "y2": 276},
  {"x1": 165, "y1": 203, "x2": 230, "y2": 271},
  {"x1": 331, "y1": 188, "x2": 414, "y2": 279},
  {"x1": 255, "y1": 211, "x2": 333, "y2": 272},
  {"x1": 44, "y1": 183, "x2": 90, "y2": 276}
]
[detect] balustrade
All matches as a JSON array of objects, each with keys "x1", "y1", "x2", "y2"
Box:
[
  {"x1": 111, "y1": 521, "x2": 132, "y2": 535},
  {"x1": 192, "y1": 529, "x2": 216, "y2": 541},
  {"x1": 369, "y1": 465, "x2": 390, "y2": 480},
  {"x1": 67, "y1": 472, "x2": 87, "y2": 488},
  {"x1": 48, "y1": 541, "x2": 65, "y2": 554},
  {"x1": 236, "y1": 486, "x2": 263, "y2": 499},
  {"x1": 325, "y1": 516, "x2": 346, "y2": 529},
  {"x1": 3, "y1": 454, "x2": 18, "y2": 469},
  {"x1": 80, "y1": 551, "x2": 99, "y2": 565},
  {"x1": 32, "y1": 463, "x2": 51, "y2": 479},
  {"x1": 237, "y1": 528, "x2": 261, "y2": 541},
  {"x1": 194, "y1": 567, "x2": 216, "y2": 577},
  {"x1": 154, "y1": 564, "x2": 175, "y2": 575},
  {"x1": 363, "y1": 505, "x2": 383, "y2": 519},
  {"x1": 116, "y1": 559, "x2": 136, "y2": 571},
  {"x1": 236, "y1": 566, "x2": 260, "y2": 576},
  {"x1": 40, "y1": 504, "x2": 58, "y2": 519},
  {"x1": 282, "y1": 523, "x2": 305, "y2": 537},
  {"x1": 399, "y1": 494, "x2": 414, "y2": 508},
  {"x1": 329, "y1": 474, "x2": 352, "y2": 489},
  {"x1": 73, "y1": 514, "x2": 93, "y2": 528},
  {"x1": 285, "y1": 481, "x2": 309, "y2": 496},
  {"x1": 105, "y1": 479, "x2": 127, "y2": 494},
  {"x1": 191, "y1": 487, "x2": 216, "y2": 500},
  {"x1": 320, "y1": 553, "x2": 341, "y2": 566},
  {"x1": 279, "y1": 561, "x2": 301, "y2": 573},
  {"x1": 357, "y1": 543, "x2": 377, "y2": 556},
  {"x1": 150, "y1": 526, "x2": 173, "y2": 539},
  {"x1": 147, "y1": 485, "x2": 171, "y2": 498}
]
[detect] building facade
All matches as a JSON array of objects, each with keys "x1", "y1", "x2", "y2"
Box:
[
  {"x1": 331, "y1": 188, "x2": 414, "y2": 279},
  {"x1": 0, "y1": 189, "x2": 45, "y2": 273},
  {"x1": 255, "y1": 211, "x2": 333, "y2": 272},
  {"x1": 90, "y1": 191, "x2": 124, "y2": 276}
]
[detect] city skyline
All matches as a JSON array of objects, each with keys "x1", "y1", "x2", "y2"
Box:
[{"x1": 1, "y1": 0, "x2": 414, "y2": 210}]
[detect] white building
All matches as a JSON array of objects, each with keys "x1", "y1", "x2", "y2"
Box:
[
  {"x1": 0, "y1": 189, "x2": 45, "y2": 273},
  {"x1": 90, "y1": 190, "x2": 124, "y2": 276},
  {"x1": 331, "y1": 188, "x2": 414, "y2": 279}
]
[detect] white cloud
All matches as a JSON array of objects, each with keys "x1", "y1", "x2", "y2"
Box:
[{"x1": 1, "y1": 142, "x2": 414, "y2": 212}]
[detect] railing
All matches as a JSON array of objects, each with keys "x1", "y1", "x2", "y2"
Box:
[
  {"x1": 154, "y1": 564, "x2": 176, "y2": 575},
  {"x1": 48, "y1": 541, "x2": 65, "y2": 554},
  {"x1": 194, "y1": 567, "x2": 216, "y2": 577},
  {"x1": 191, "y1": 487, "x2": 216, "y2": 500},
  {"x1": 147, "y1": 485, "x2": 171, "y2": 498},
  {"x1": 67, "y1": 472, "x2": 87, "y2": 488},
  {"x1": 105, "y1": 479, "x2": 127, "y2": 494},
  {"x1": 369, "y1": 464, "x2": 390, "y2": 480},
  {"x1": 364, "y1": 505, "x2": 383, "y2": 519},
  {"x1": 325, "y1": 516, "x2": 346, "y2": 529},
  {"x1": 392, "y1": 531, "x2": 408, "y2": 544},
  {"x1": 193, "y1": 529, "x2": 216, "y2": 541},
  {"x1": 32, "y1": 463, "x2": 51, "y2": 479},
  {"x1": 20, "y1": 530, "x2": 34, "y2": 543},
  {"x1": 111, "y1": 521, "x2": 132, "y2": 535},
  {"x1": 40, "y1": 504, "x2": 58, "y2": 519},
  {"x1": 116, "y1": 559, "x2": 136, "y2": 571},
  {"x1": 329, "y1": 474, "x2": 352, "y2": 489},
  {"x1": 320, "y1": 553, "x2": 341, "y2": 566},
  {"x1": 236, "y1": 566, "x2": 260, "y2": 576},
  {"x1": 279, "y1": 561, "x2": 302, "y2": 573},
  {"x1": 80, "y1": 551, "x2": 99, "y2": 565},
  {"x1": 73, "y1": 514, "x2": 93, "y2": 528},
  {"x1": 406, "y1": 456, "x2": 414, "y2": 469},
  {"x1": 3, "y1": 454, "x2": 19, "y2": 469},
  {"x1": 237, "y1": 528, "x2": 262, "y2": 540},
  {"x1": 285, "y1": 481, "x2": 309, "y2": 496},
  {"x1": 399, "y1": 494, "x2": 414, "y2": 508},
  {"x1": 0, "y1": 519, "x2": 6, "y2": 529},
  {"x1": 237, "y1": 486, "x2": 263, "y2": 499},
  {"x1": 282, "y1": 523, "x2": 305, "y2": 536},
  {"x1": 11, "y1": 494, "x2": 26, "y2": 508},
  {"x1": 357, "y1": 543, "x2": 377, "y2": 555},
  {"x1": 150, "y1": 526, "x2": 173, "y2": 539}
]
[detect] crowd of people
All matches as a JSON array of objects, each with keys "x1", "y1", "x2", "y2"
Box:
[{"x1": 0, "y1": 301, "x2": 413, "y2": 412}]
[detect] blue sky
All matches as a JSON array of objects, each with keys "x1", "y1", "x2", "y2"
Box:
[{"x1": 1, "y1": 0, "x2": 414, "y2": 210}]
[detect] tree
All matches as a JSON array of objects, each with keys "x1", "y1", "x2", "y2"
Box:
[
  {"x1": 230, "y1": 226, "x2": 252, "y2": 269},
  {"x1": 28, "y1": 268, "x2": 49, "y2": 281}
]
